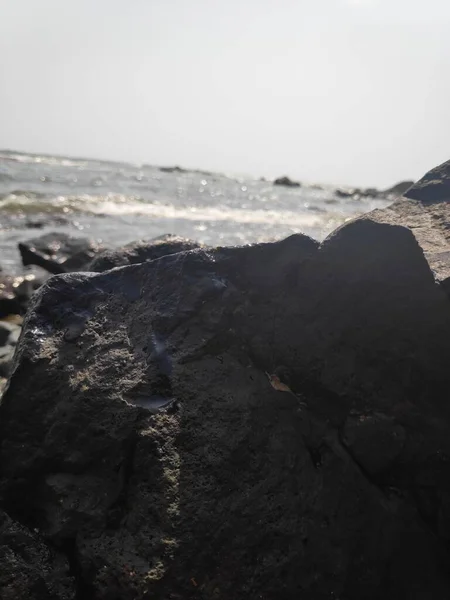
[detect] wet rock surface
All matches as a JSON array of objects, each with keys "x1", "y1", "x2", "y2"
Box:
[{"x1": 2, "y1": 161, "x2": 450, "y2": 598}]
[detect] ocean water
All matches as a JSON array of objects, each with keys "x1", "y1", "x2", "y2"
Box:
[{"x1": 0, "y1": 150, "x2": 392, "y2": 273}]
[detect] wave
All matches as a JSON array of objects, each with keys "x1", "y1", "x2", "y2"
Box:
[
  {"x1": 0, "y1": 151, "x2": 84, "y2": 168},
  {"x1": 0, "y1": 191, "x2": 345, "y2": 229}
]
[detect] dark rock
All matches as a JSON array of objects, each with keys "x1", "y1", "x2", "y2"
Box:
[
  {"x1": 0, "y1": 274, "x2": 37, "y2": 317},
  {"x1": 404, "y1": 160, "x2": 450, "y2": 202},
  {"x1": 0, "y1": 509, "x2": 74, "y2": 599},
  {"x1": 89, "y1": 234, "x2": 203, "y2": 272},
  {"x1": 335, "y1": 188, "x2": 353, "y2": 198},
  {"x1": 335, "y1": 187, "x2": 380, "y2": 199},
  {"x1": 384, "y1": 180, "x2": 414, "y2": 196},
  {"x1": 342, "y1": 413, "x2": 406, "y2": 477},
  {"x1": 218, "y1": 233, "x2": 318, "y2": 290},
  {"x1": 23, "y1": 216, "x2": 71, "y2": 229},
  {"x1": 366, "y1": 160, "x2": 450, "y2": 283},
  {"x1": 0, "y1": 323, "x2": 15, "y2": 347},
  {"x1": 0, "y1": 321, "x2": 20, "y2": 347},
  {"x1": 159, "y1": 166, "x2": 186, "y2": 174},
  {"x1": 2, "y1": 225, "x2": 450, "y2": 598},
  {"x1": 0, "y1": 345, "x2": 15, "y2": 377},
  {"x1": 361, "y1": 187, "x2": 379, "y2": 197},
  {"x1": 273, "y1": 176, "x2": 301, "y2": 187},
  {"x1": 441, "y1": 275, "x2": 450, "y2": 298},
  {"x1": 0, "y1": 298, "x2": 22, "y2": 319},
  {"x1": 19, "y1": 232, "x2": 106, "y2": 275}
]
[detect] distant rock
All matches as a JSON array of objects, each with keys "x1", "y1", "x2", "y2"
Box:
[
  {"x1": 384, "y1": 180, "x2": 414, "y2": 196},
  {"x1": 335, "y1": 187, "x2": 380, "y2": 200},
  {"x1": 194, "y1": 169, "x2": 214, "y2": 177},
  {"x1": 89, "y1": 234, "x2": 203, "y2": 272},
  {"x1": 404, "y1": 160, "x2": 450, "y2": 202},
  {"x1": 335, "y1": 188, "x2": 353, "y2": 198},
  {"x1": 0, "y1": 273, "x2": 39, "y2": 317},
  {"x1": 19, "y1": 232, "x2": 106, "y2": 275},
  {"x1": 362, "y1": 187, "x2": 380, "y2": 197},
  {"x1": 159, "y1": 165, "x2": 186, "y2": 174},
  {"x1": 273, "y1": 175, "x2": 301, "y2": 187}
]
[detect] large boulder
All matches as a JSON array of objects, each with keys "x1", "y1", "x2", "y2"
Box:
[
  {"x1": 1, "y1": 227, "x2": 450, "y2": 599},
  {"x1": 274, "y1": 176, "x2": 301, "y2": 187},
  {"x1": 19, "y1": 232, "x2": 106, "y2": 275},
  {"x1": 89, "y1": 234, "x2": 203, "y2": 272}
]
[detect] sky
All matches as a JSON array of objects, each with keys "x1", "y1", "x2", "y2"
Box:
[{"x1": 0, "y1": 0, "x2": 449, "y2": 187}]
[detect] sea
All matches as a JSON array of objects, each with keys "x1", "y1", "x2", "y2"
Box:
[{"x1": 0, "y1": 150, "x2": 393, "y2": 274}]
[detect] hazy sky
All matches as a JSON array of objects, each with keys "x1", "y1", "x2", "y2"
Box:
[{"x1": 1, "y1": 0, "x2": 449, "y2": 186}]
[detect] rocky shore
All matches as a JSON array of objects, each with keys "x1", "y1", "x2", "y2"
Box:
[{"x1": 1, "y1": 161, "x2": 450, "y2": 599}]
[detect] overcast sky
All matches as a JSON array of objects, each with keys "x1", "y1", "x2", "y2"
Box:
[{"x1": 1, "y1": 0, "x2": 449, "y2": 186}]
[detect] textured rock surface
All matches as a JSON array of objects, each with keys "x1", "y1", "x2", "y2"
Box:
[
  {"x1": 89, "y1": 234, "x2": 203, "y2": 272},
  {"x1": 1, "y1": 223, "x2": 450, "y2": 599},
  {"x1": 0, "y1": 509, "x2": 74, "y2": 599},
  {"x1": 19, "y1": 232, "x2": 106, "y2": 275}
]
